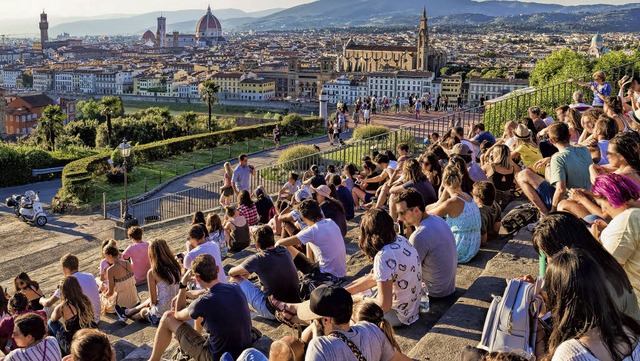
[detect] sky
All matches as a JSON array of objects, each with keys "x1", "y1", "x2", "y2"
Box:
[{"x1": 0, "y1": 0, "x2": 635, "y2": 19}]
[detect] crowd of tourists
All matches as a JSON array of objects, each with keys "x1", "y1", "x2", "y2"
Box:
[{"x1": 3, "y1": 71, "x2": 640, "y2": 360}]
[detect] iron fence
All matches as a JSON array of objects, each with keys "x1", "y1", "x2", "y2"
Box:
[{"x1": 127, "y1": 60, "x2": 640, "y2": 225}]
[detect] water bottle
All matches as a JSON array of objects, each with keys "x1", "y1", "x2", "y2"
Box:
[{"x1": 419, "y1": 282, "x2": 430, "y2": 314}]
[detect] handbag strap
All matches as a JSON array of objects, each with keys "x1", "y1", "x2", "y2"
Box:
[
  {"x1": 42, "y1": 338, "x2": 48, "y2": 361},
  {"x1": 329, "y1": 331, "x2": 366, "y2": 361}
]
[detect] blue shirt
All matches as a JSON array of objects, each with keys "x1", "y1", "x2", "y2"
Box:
[
  {"x1": 589, "y1": 81, "x2": 612, "y2": 107},
  {"x1": 336, "y1": 186, "x2": 355, "y2": 220},
  {"x1": 473, "y1": 131, "x2": 496, "y2": 146},
  {"x1": 231, "y1": 164, "x2": 252, "y2": 193}
]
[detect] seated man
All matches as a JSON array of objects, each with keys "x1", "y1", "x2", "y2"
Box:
[
  {"x1": 275, "y1": 200, "x2": 346, "y2": 281},
  {"x1": 184, "y1": 224, "x2": 227, "y2": 285},
  {"x1": 470, "y1": 123, "x2": 496, "y2": 147},
  {"x1": 517, "y1": 122, "x2": 593, "y2": 216},
  {"x1": 278, "y1": 187, "x2": 313, "y2": 238},
  {"x1": 229, "y1": 226, "x2": 301, "y2": 320},
  {"x1": 297, "y1": 285, "x2": 407, "y2": 361},
  {"x1": 279, "y1": 172, "x2": 301, "y2": 200},
  {"x1": 395, "y1": 189, "x2": 457, "y2": 299},
  {"x1": 40, "y1": 254, "x2": 101, "y2": 324},
  {"x1": 122, "y1": 226, "x2": 150, "y2": 286},
  {"x1": 302, "y1": 165, "x2": 326, "y2": 188},
  {"x1": 149, "y1": 254, "x2": 252, "y2": 361}
]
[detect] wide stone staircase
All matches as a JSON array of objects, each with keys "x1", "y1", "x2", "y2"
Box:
[{"x1": 0, "y1": 195, "x2": 539, "y2": 361}]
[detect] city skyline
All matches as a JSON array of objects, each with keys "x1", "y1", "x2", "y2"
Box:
[{"x1": 0, "y1": 0, "x2": 635, "y2": 19}]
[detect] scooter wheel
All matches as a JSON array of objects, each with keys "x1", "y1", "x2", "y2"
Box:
[{"x1": 35, "y1": 216, "x2": 47, "y2": 227}]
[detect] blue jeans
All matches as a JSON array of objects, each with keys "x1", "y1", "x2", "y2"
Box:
[
  {"x1": 238, "y1": 279, "x2": 276, "y2": 320},
  {"x1": 220, "y1": 348, "x2": 268, "y2": 361},
  {"x1": 48, "y1": 319, "x2": 63, "y2": 336}
]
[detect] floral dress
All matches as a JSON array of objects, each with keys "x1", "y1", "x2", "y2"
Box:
[{"x1": 445, "y1": 196, "x2": 482, "y2": 264}]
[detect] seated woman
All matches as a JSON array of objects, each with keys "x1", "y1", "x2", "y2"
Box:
[
  {"x1": 224, "y1": 205, "x2": 251, "y2": 252},
  {"x1": 419, "y1": 152, "x2": 443, "y2": 191},
  {"x1": 100, "y1": 246, "x2": 139, "y2": 315},
  {"x1": 0, "y1": 293, "x2": 47, "y2": 355},
  {"x1": 331, "y1": 174, "x2": 355, "y2": 221},
  {"x1": 50, "y1": 277, "x2": 96, "y2": 355},
  {"x1": 122, "y1": 239, "x2": 180, "y2": 325},
  {"x1": 542, "y1": 248, "x2": 640, "y2": 360},
  {"x1": 482, "y1": 144, "x2": 519, "y2": 209},
  {"x1": 345, "y1": 208, "x2": 421, "y2": 327},
  {"x1": 14, "y1": 273, "x2": 44, "y2": 311},
  {"x1": 511, "y1": 124, "x2": 544, "y2": 176},
  {"x1": 590, "y1": 174, "x2": 640, "y2": 301},
  {"x1": 433, "y1": 156, "x2": 475, "y2": 207},
  {"x1": 362, "y1": 154, "x2": 394, "y2": 208},
  {"x1": 388, "y1": 158, "x2": 437, "y2": 221},
  {"x1": 427, "y1": 166, "x2": 482, "y2": 264},
  {"x1": 324, "y1": 164, "x2": 340, "y2": 185},
  {"x1": 352, "y1": 160, "x2": 382, "y2": 210},
  {"x1": 237, "y1": 190, "x2": 259, "y2": 227},
  {"x1": 64, "y1": 329, "x2": 115, "y2": 361},
  {"x1": 341, "y1": 163, "x2": 359, "y2": 193},
  {"x1": 206, "y1": 213, "x2": 227, "y2": 259},
  {"x1": 254, "y1": 186, "x2": 274, "y2": 225},
  {"x1": 353, "y1": 301, "x2": 411, "y2": 360},
  {"x1": 5, "y1": 313, "x2": 61, "y2": 361},
  {"x1": 564, "y1": 107, "x2": 584, "y2": 144},
  {"x1": 533, "y1": 212, "x2": 640, "y2": 320},
  {"x1": 560, "y1": 132, "x2": 640, "y2": 219},
  {"x1": 428, "y1": 144, "x2": 450, "y2": 168},
  {"x1": 578, "y1": 107, "x2": 602, "y2": 144},
  {"x1": 97, "y1": 240, "x2": 118, "y2": 292}
]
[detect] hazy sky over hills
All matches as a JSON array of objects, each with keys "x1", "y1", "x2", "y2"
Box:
[{"x1": 0, "y1": 0, "x2": 635, "y2": 19}]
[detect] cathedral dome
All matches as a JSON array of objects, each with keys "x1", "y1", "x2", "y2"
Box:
[
  {"x1": 196, "y1": 6, "x2": 222, "y2": 38},
  {"x1": 142, "y1": 30, "x2": 155, "y2": 42}
]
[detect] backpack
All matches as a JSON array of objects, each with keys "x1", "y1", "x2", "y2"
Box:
[
  {"x1": 501, "y1": 203, "x2": 539, "y2": 236},
  {"x1": 478, "y1": 278, "x2": 543, "y2": 360}
]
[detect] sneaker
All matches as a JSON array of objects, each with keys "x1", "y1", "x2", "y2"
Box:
[
  {"x1": 148, "y1": 314, "x2": 160, "y2": 326},
  {"x1": 114, "y1": 305, "x2": 128, "y2": 322}
]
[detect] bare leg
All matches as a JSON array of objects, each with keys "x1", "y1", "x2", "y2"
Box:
[
  {"x1": 149, "y1": 313, "x2": 184, "y2": 361},
  {"x1": 558, "y1": 199, "x2": 591, "y2": 219},
  {"x1": 125, "y1": 298, "x2": 151, "y2": 317},
  {"x1": 516, "y1": 170, "x2": 549, "y2": 216}
]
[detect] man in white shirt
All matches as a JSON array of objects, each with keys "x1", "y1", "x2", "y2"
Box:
[
  {"x1": 40, "y1": 254, "x2": 101, "y2": 324},
  {"x1": 276, "y1": 200, "x2": 346, "y2": 279},
  {"x1": 183, "y1": 224, "x2": 227, "y2": 285}
]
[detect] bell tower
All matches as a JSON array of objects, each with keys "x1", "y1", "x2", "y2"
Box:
[
  {"x1": 39, "y1": 10, "x2": 49, "y2": 44},
  {"x1": 417, "y1": 6, "x2": 429, "y2": 71}
]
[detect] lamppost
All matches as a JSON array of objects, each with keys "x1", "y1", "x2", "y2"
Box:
[{"x1": 118, "y1": 138, "x2": 132, "y2": 219}]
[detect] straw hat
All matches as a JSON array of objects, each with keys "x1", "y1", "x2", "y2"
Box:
[{"x1": 514, "y1": 124, "x2": 532, "y2": 139}]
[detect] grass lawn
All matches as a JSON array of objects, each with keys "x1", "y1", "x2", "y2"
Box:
[
  {"x1": 90, "y1": 130, "x2": 326, "y2": 204},
  {"x1": 122, "y1": 100, "x2": 280, "y2": 118}
]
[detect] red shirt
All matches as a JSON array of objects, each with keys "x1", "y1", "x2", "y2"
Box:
[
  {"x1": 0, "y1": 310, "x2": 47, "y2": 350},
  {"x1": 238, "y1": 204, "x2": 259, "y2": 226}
]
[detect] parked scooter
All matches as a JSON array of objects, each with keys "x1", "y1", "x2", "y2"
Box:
[{"x1": 5, "y1": 191, "x2": 47, "y2": 226}]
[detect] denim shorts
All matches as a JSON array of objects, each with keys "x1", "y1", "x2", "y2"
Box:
[{"x1": 535, "y1": 181, "x2": 556, "y2": 210}]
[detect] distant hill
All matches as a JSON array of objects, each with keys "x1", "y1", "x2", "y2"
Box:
[{"x1": 48, "y1": 8, "x2": 284, "y2": 36}]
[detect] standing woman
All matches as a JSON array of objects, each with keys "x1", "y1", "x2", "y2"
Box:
[
  {"x1": 427, "y1": 166, "x2": 481, "y2": 264},
  {"x1": 122, "y1": 239, "x2": 180, "y2": 325},
  {"x1": 273, "y1": 124, "x2": 281, "y2": 149},
  {"x1": 220, "y1": 162, "x2": 234, "y2": 206},
  {"x1": 328, "y1": 120, "x2": 335, "y2": 146},
  {"x1": 570, "y1": 70, "x2": 612, "y2": 108},
  {"x1": 543, "y1": 248, "x2": 640, "y2": 361},
  {"x1": 49, "y1": 277, "x2": 96, "y2": 355},
  {"x1": 14, "y1": 273, "x2": 44, "y2": 311}
]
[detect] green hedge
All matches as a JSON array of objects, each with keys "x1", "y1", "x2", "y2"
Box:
[
  {"x1": 59, "y1": 115, "x2": 323, "y2": 202},
  {"x1": 0, "y1": 144, "x2": 94, "y2": 188},
  {"x1": 351, "y1": 125, "x2": 390, "y2": 141}
]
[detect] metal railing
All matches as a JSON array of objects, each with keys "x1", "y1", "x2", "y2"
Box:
[{"x1": 127, "y1": 60, "x2": 640, "y2": 225}]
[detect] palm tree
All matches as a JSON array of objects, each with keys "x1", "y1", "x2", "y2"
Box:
[
  {"x1": 177, "y1": 111, "x2": 197, "y2": 135},
  {"x1": 200, "y1": 80, "x2": 220, "y2": 132},
  {"x1": 39, "y1": 105, "x2": 65, "y2": 151},
  {"x1": 99, "y1": 96, "x2": 121, "y2": 146}
]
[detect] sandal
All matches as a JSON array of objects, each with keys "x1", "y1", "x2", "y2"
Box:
[
  {"x1": 275, "y1": 309, "x2": 301, "y2": 329},
  {"x1": 268, "y1": 295, "x2": 297, "y2": 316}
]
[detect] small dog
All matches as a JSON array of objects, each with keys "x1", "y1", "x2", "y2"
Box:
[
  {"x1": 339, "y1": 139, "x2": 345, "y2": 146},
  {"x1": 313, "y1": 144, "x2": 321, "y2": 152}
]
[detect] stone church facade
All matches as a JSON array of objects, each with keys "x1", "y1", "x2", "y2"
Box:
[{"x1": 339, "y1": 8, "x2": 446, "y2": 75}]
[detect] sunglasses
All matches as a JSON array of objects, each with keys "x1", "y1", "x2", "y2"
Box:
[{"x1": 396, "y1": 206, "x2": 416, "y2": 216}]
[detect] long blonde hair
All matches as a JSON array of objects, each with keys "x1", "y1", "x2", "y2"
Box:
[
  {"x1": 224, "y1": 162, "x2": 233, "y2": 175},
  {"x1": 491, "y1": 144, "x2": 512, "y2": 170}
]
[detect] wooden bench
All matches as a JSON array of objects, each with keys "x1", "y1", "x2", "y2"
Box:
[{"x1": 32, "y1": 166, "x2": 65, "y2": 177}]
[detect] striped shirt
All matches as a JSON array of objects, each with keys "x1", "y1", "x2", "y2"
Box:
[
  {"x1": 5, "y1": 337, "x2": 61, "y2": 361},
  {"x1": 552, "y1": 338, "x2": 640, "y2": 361}
]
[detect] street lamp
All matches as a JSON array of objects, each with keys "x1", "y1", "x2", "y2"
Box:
[{"x1": 118, "y1": 138, "x2": 132, "y2": 219}]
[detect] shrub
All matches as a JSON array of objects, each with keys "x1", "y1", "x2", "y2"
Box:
[
  {"x1": 277, "y1": 145, "x2": 319, "y2": 165},
  {"x1": 352, "y1": 125, "x2": 389, "y2": 141},
  {"x1": 280, "y1": 113, "x2": 307, "y2": 135},
  {"x1": 216, "y1": 117, "x2": 236, "y2": 130},
  {"x1": 110, "y1": 148, "x2": 135, "y2": 172}
]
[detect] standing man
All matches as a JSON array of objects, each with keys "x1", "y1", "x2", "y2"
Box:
[
  {"x1": 396, "y1": 189, "x2": 457, "y2": 299},
  {"x1": 149, "y1": 254, "x2": 253, "y2": 361},
  {"x1": 232, "y1": 154, "x2": 254, "y2": 195}
]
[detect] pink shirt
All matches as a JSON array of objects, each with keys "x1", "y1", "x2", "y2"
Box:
[{"x1": 122, "y1": 242, "x2": 151, "y2": 285}]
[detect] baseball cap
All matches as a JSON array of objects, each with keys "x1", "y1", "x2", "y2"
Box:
[
  {"x1": 254, "y1": 185, "x2": 265, "y2": 197},
  {"x1": 296, "y1": 285, "x2": 353, "y2": 321},
  {"x1": 451, "y1": 143, "x2": 472, "y2": 156},
  {"x1": 293, "y1": 187, "x2": 311, "y2": 203},
  {"x1": 312, "y1": 185, "x2": 332, "y2": 199}
]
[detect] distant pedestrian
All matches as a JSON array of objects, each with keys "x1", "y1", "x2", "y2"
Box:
[
  {"x1": 415, "y1": 100, "x2": 422, "y2": 120},
  {"x1": 220, "y1": 162, "x2": 234, "y2": 206},
  {"x1": 394, "y1": 96, "x2": 400, "y2": 113},
  {"x1": 364, "y1": 107, "x2": 371, "y2": 125},
  {"x1": 273, "y1": 125, "x2": 281, "y2": 149},
  {"x1": 457, "y1": 94, "x2": 463, "y2": 111}
]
